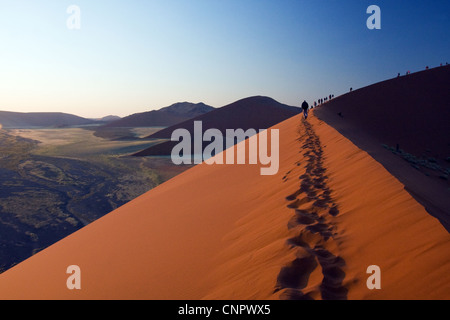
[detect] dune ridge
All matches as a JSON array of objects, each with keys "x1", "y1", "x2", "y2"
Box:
[
  {"x1": 314, "y1": 65, "x2": 450, "y2": 231},
  {"x1": 103, "y1": 102, "x2": 214, "y2": 128},
  {"x1": 132, "y1": 96, "x2": 300, "y2": 157},
  {"x1": 0, "y1": 113, "x2": 449, "y2": 299},
  {"x1": 275, "y1": 120, "x2": 346, "y2": 300}
]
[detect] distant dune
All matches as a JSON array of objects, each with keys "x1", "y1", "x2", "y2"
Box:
[
  {"x1": 103, "y1": 102, "x2": 214, "y2": 128},
  {"x1": 314, "y1": 65, "x2": 450, "y2": 230},
  {"x1": 132, "y1": 96, "x2": 301, "y2": 156},
  {"x1": 0, "y1": 111, "x2": 97, "y2": 128},
  {"x1": 95, "y1": 115, "x2": 121, "y2": 123},
  {"x1": 0, "y1": 111, "x2": 449, "y2": 299},
  {"x1": 146, "y1": 96, "x2": 300, "y2": 139}
]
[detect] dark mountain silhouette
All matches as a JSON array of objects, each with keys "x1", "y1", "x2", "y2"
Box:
[
  {"x1": 95, "y1": 115, "x2": 121, "y2": 122},
  {"x1": 133, "y1": 96, "x2": 301, "y2": 157},
  {"x1": 0, "y1": 111, "x2": 97, "y2": 128},
  {"x1": 103, "y1": 102, "x2": 214, "y2": 128}
]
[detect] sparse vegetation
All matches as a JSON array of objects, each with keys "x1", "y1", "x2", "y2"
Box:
[
  {"x1": 0, "y1": 127, "x2": 191, "y2": 273},
  {"x1": 382, "y1": 144, "x2": 450, "y2": 180}
]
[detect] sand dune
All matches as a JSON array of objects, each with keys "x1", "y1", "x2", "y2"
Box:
[
  {"x1": 145, "y1": 96, "x2": 300, "y2": 140},
  {"x1": 103, "y1": 102, "x2": 214, "y2": 128},
  {"x1": 0, "y1": 111, "x2": 449, "y2": 300},
  {"x1": 133, "y1": 96, "x2": 301, "y2": 157},
  {"x1": 314, "y1": 65, "x2": 450, "y2": 231}
]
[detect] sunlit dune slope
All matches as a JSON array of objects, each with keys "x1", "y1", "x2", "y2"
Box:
[{"x1": 0, "y1": 113, "x2": 449, "y2": 300}]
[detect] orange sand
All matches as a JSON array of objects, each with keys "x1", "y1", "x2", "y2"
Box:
[{"x1": 0, "y1": 114, "x2": 448, "y2": 300}]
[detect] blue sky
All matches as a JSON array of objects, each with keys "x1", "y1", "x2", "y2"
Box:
[{"x1": 0, "y1": 0, "x2": 449, "y2": 117}]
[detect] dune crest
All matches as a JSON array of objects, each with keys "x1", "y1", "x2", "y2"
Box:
[
  {"x1": 0, "y1": 113, "x2": 449, "y2": 300},
  {"x1": 314, "y1": 65, "x2": 450, "y2": 231}
]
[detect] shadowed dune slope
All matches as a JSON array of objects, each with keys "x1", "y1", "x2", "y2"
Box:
[
  {"x1": 314, "y1": 65, "x2": 450, "y2": 231},
  {"x1": 132, "y1": 96, "x2": 301, "y2": 157},
  {"x1": 0, "y1": 114, "x2": 449, "y2": 300},
  {"x1": 103, "y1": 102, "x2": 214, "y2": 128},
  {"x1": 146, "y1": 96, "x2": 301, "y2": 139}
]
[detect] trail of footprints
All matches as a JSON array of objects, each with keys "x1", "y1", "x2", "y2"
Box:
[{"x1": 276, "y1": 121, "x2": 348, "y2": 300}]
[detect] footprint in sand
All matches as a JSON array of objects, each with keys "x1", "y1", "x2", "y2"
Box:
[{"x1": 275, "y1": 120, "x2": 348, "y2": 300}]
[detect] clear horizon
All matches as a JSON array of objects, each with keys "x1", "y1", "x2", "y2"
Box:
[{"x1": 0, "y1": 0, "x2": 449, "y2": 118}]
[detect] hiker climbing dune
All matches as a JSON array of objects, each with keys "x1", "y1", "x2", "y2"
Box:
[{"x1": 301, "y1": 100, "x2": 309, "y2": 120}]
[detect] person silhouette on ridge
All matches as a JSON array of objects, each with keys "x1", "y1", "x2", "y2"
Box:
[{"x1": 301, "y1": 100, "x2": 309, "y2": 120}]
